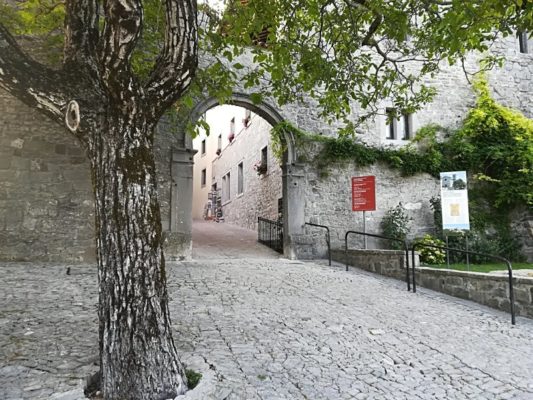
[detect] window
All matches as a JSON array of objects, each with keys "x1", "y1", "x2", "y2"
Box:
[
  {"x1": 386, "y1": 108, "x2": 395, "y2": 139},
  {"x1": 230, "y1": 117, "x2": 235, "y2": 135},
  {"x1": 201, "y1": 139, "x2": 206, "y2": 155},
  {"x1": 243, "y1": 109, "x2": 252, "y2": 127},
  {"x1": 237, "y1": 162, "x2": 244, "y2": 195},
  {"x1": 518, "y1": 31, "x2": 529, "y2": 54},
  {"x1": 201, "y1": 168, "x2": 206, "y2": 187},
  {"x1": 217, "y1": 134, "x2": 222, "y2": 155},
  {"x1": 229, "y1": 118, "x2": 235, "y2": 142},
  {"x1": 403, "y1": 114, "x2": 412, "y2": 140},
  {"x1": 386, "y1": 108, "x2": 412, "y2": 140},
  {"x1": 261, "y1": 146, "x2": 268, "y2": 170},
  {"x1": 222, "y1": 172, "x2": 231, "y2": 202}
]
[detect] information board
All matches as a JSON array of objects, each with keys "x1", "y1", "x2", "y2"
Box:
[
  {"x1": 440, "y1": 171, "x2": 470, "y2": 231},
  {"x1": 351, "y1": 176, "x2": 376, "y2": 211}
]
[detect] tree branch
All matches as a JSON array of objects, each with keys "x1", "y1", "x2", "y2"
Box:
[
  {"x1": 0, "y1": 23, "x2": 69, "y2": 125},
  {"x1": 64, "y1": 0, "x2": 100, "y2": 75},
  {"x1": 145, "y1": 0, "x2": 198, "y2": 121},
  {"x1": 100, "y1": 0, "x2": 144, "y2": 98}
]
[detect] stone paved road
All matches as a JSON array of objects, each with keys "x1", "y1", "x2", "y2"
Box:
[
  {"x1": 1, "y1": 259, "x2": 533, "y2": 399},
  {"x1": 192, "y1": 220, "x2": 281, "y2": 260}
]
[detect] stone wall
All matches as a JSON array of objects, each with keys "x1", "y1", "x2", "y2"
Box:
[
  {"x1": 302, "y1": 157, "x2": 440, "y2": 259},
  {"x1": 332, "y1": 249, "x2": 533, "y2": 319},
  {"x1": 0, "y1": 89, "x2": 95, "y2": 262},
  {"x1": 212, "y1": 114, "x2": 282, "y2": 230},
  {"x1": 295, "y1": 35, "x2": 533, "y2": 261},
  {"x1": 0, "y1": 89, "x2": 181, "y2": 263},
  {"x1": 331, "y1": 249, "x2": 411, "y2": 282},
  {"x1": 415, "y1": 267, "x2": 533, "y2": 319}
]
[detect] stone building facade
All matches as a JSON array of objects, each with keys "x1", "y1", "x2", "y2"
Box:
[
  {"x1": 0, "y1": 89, "x2": 95, "y2": 262},
  {"x1": 1, "y1": 34, "x2": 532, "y2": 262},
  {"x1": 210, "y1": 109, "x2": 282, "y2": 230},
  {"x1": 0, "y1": 88, "x2": 191, "y2": 262}
]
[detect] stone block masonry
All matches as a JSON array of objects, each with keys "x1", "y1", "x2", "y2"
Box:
[
  {"x1": 0, "y1": 90, "x2": 95, "y2": 262},
  {"x1": 0, "y1": 89, "x2": 181, "y2": 263},
  {"x1": 332, "y1": 249, "x2": 533, "y2": 319},
  {"x1": 212, "y1": 114, "x2": 282, "y2": 231},
  {"x1": 416, "y1": 268, "x2": 533, "y2": 319},
  {"x1": 304, "y1": 160, "x2": 440, "y2": 259}
]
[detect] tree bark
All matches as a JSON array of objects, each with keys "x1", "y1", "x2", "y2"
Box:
[
  {"x1": 1, "y1": 0, "x2": 198, "y2": 397},
  {"x1": 89, "y1": 108, "x2": 187, "y2": 399}
]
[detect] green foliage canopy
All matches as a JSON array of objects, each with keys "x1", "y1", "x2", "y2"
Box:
[
  {"x1": 209, "y1": 0, "x2": 533, "y2": 126},
  {"x1": 2, "y1": 0, "x2": 532, "y2": 129}
]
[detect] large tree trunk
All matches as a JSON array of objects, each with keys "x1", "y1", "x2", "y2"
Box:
[
  {"x1": 0, "y1": 0, "x2": 197, "y2": 397},
  {"x1": 89, "y1": 110, "x2": 187, "y2": 399}
]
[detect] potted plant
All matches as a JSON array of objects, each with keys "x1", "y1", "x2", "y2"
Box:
[{"x1": 253, "y1": 160, "x2": 267, "y2": 175}]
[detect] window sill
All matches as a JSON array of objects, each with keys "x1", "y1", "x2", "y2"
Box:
[{"x1": 385, "y1": 138, "x2": 411, "y2": 145}]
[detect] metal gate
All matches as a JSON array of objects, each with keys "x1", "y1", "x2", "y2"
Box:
[{"x1": 257, "y1": 217, "x2": 283, "y2": 253}]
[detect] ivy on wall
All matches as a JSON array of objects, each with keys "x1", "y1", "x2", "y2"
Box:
[
  {"x1": 271, "y1": 78, "x2": 532, "y2": 260},
  {"x1": 272, "y1": 77, "x2": 532, "y2": 210}
]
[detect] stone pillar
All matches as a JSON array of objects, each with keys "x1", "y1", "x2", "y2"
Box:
[
  {"x1": 283, "y1": 163, "x2": 306, "y2": 259},
  {"x1": 164, "y1": 147, "x2": 197, "y2": 261}
]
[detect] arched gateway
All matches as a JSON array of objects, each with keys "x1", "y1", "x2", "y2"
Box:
[
  {"x1": 167, "y1": 93, "x2": 306, "y2": 260},
  {"x1": 2, "y1": 34, "x2": 532, "y2": 263}
]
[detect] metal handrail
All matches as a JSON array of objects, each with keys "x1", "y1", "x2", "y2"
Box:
[
  {"x1": 305, "y1": 222, "x2": 331, "y2": 266},
  {"x1": 345, "y1": 230, "x2": 411, "y2": 291},
  {"x1": 411, "y1": 242, "x2": 516, "y2": 325}
]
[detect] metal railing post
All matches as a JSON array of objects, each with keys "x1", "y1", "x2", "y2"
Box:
[
  {"x1": 505, "y1": 259, "x2": 516, "y2": 325},
  {"x1": 344, "y1": 231, "x2": 349, "y2": 271},
  {"x1": 345, "y1": 230, "x2": 410, "y2": 291},
  {"x1": 404, "y1": 240, "x2": 412, "y2": 292},
  {"x1": 410, "y1": 242, "x2": 515, "y2": 325}
]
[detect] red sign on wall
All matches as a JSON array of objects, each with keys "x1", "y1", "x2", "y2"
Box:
[{"x1": 351, "y1": 176, "x2": 376, "y2": 211}]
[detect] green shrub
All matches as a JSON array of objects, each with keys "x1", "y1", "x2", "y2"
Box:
[
  {"x1": 414, "y1": 235, "x2": 446, "y2": 264},
  {"x1": 380, "y1": 203, "x2": 412, "y2": 249}
]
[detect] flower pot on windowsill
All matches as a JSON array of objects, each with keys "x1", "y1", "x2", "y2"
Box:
[
  {"x1": 228, "y1": 133, "x2": 235, "y2": 143},
  {"x1": 216, "y1": 149, "x2": 221, "y2": 156},
  {"x1": 256, "y1": 165, "x2": 267, "y2": 176}
]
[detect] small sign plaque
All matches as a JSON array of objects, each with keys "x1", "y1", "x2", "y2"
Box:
[{"x1": 351, "y1": 176, "x2": 376, "y2": 211}]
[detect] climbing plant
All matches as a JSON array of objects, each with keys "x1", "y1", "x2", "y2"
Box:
[
  {"x1": 274, "y1": 78, "x2": 532, "y2": 210},
  {"x1": 273, "y1": 78, "x2": 532, "y2": 260}
]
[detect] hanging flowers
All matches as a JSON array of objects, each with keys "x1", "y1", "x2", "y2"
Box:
[{"x1": 253, "y1": 160, "x2": 267, "y2": 175}]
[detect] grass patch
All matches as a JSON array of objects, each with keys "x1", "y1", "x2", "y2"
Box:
[
  {"x1": 185, "y1": 369, "x2": 202, "y2": 389},
  {"x1": 422, "y1": 262, "x2": 533, "y2": 273}
]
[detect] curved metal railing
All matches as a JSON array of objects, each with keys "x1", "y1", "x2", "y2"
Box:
[
  {"x1": 345, "y1": 230, "x2": 411, "y2": 291},
  {"x1": 411, "y1": 242, "x2": 515, "y2": 325}
]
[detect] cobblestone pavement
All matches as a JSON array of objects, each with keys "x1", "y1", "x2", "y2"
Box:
[
  {"x1": 192, "y1": 220, "x2": 281, "y2": 260},
  {"x1": 1, "y1": 259, "x2": 533, "y2": 399}
]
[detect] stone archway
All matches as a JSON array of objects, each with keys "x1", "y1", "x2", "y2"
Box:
[{"x1": 168, "y1": 93, "x2": 305, "y2": 259}]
